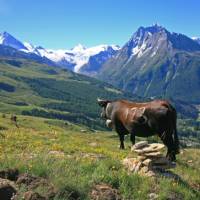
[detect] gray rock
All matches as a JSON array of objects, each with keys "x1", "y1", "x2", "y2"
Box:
[
  {"x1": 142, "y1": 158, "x2": 152, "y2": 167},
  {"x1": 140, "y1": 166, "x2": 149, "y2": 173},
  {"x1": 132, "y1": 141, "x2": 148, "y2": 150},
  {"x1": 137, "y1": 156, "x2": 147, "y2": 161},
  {"x1": 143, "y1": 152, "x2": 162, "y2": 157},
  {"x1": 90, "y1": 184, "x2": 121, "y2": 200},
  {"x1": 142, "y1": 143, "x2": 165, "y2": 153},
  {"x1": 23, "y1": 191, "x2": 46, "y2": 200},
  {"x1": 0, "y1": 178, "x2": 17, "y2": 200},
  {"x1": 122, "y1": 158, "x2": 138, "y2": 172},
  {"x1": 149, "y1": 193, "x2": 158, "y2": 199},
  {"x1": 146, "y1": 170, "x2": 156, "y2": 177},
  {"x1": 133, "y1": 149, "x2": 145, "y2": 154},
  {"x1": 134, "y1": 161, "x2": 142, "y2": 173}
]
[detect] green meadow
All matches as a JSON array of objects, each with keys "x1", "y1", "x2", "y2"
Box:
[{"x1": 0, "y1": 114, "x2": 199, "y2": 199}]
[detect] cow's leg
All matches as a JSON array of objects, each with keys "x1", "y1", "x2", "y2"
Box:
[
  {"x1": 160, "y1": 131, "x2": 176, "y2": 161},
  {"x1": 113, "y1": 119, "x2": 128, "y2": 150},
  {"x1": 119, "y1": 134, "x2": 125, "y2": 149},
  {"x1": 130, "y1": 132, "x2": 135, "y2": 146}
]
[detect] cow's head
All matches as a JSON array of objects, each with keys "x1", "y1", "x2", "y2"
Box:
[{"x1": 97, "y1": 98, "x2": 111, "y2": 119}]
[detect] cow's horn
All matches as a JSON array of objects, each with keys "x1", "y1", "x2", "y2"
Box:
[
  {"x1": 97, "y1": 98, "x2": 109, "y2": 107},
  {"x1": 97, "y1": 98, "x2": 102, "y2": 105},
  {"x1": 97, "y1": 98, "x2": 103, "y2": 102}
]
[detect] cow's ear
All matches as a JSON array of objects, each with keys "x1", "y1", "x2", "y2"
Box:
[
  {"x1": 97, "y1": 98, "x2": 110, "y2": 107},
  {"x1": 135, "y1": 107, "x2": 148, "y2": 124},
  {"x1": 138, "y1": 115, "x2": 148, "y2": 124}
]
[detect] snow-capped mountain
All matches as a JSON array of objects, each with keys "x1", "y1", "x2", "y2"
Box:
[
  {"x1": 78, "y1": 45, "x2": 119, "y2": 75},
  {"x1": 97, "y1": 24, "x2": 200, "y2": 103},
  {"x1": 30, "y1": 43, "x2": 119, "y2": 73},
  {"x1": 72, "y1": 44, "x2": 119, "y2": 74},
  {"x1": 0, "y1": 32, "x2": 28, "y2": 51},
  {"x1": 0, "y1": 31, "x2": 120, "y2": 74}
]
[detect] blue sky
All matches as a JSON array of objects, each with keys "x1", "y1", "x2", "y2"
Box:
[{"x1": 0, "y1": 0, "x2": 199, "y2": 49}]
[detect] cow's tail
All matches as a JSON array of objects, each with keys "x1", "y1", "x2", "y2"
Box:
[{"x1": 172, "y1": 108, "x2": 180, "y2": 154}]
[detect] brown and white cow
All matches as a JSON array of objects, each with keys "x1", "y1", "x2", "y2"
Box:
[{"x1": 97, "y1": 99, "x2": 180, "y2": 161}]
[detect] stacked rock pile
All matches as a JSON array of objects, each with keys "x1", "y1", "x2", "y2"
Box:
[{"x1": 122, "y1": 141, "x2": 176, "y2": 177}]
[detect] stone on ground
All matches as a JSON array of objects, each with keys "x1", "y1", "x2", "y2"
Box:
[
  {"x1": 149, "y1": 143, "x2": 165, "y2": 151},
  {"x1": 122, "y1": 158, "x2": 138, "y2": 172},
  {"x1": 23, "y1": 191, "x2": 46, "y2": 200},
  {"x1": 123, "y1": 142, "x2": 176, "y2": 177},
  {"x1": 16, "y1": 173, "x2": 37, "y2": 186},
  {"x1": 0, "y1": 178, "x2": 17, "y2": 200},
  {"x1": 90, "y1": 184, "x2": 121, "y2": 200},
  {"x1": 149, "y1": 192, "x2": 158, "y2": 200},
  {"x1": 142, "y1": 159, "x2": 152, "y2": 167},
  {"x1": 131, "y1": 141, "x2": 148, "y2": 150},
  {"x1": 140, "y1": 144, "x2": 165, "y2": 153},
  {"x1": 143, "y1": 152, "x2": 162, "y2": 157}
]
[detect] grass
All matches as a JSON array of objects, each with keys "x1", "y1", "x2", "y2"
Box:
[{"x1": 0, "y1": 113, "x2": 199, "y2": 199}]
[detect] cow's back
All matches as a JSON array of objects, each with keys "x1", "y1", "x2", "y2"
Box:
[{"x1": 109, "y1": 99, "x2": 176, "y2": 135}]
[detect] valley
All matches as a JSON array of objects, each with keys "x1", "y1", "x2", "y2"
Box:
[{"x1": 0, "y1": 57, "x2": 135, "y2": 130}]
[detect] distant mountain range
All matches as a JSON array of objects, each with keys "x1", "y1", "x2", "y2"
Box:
[
  {"x1": 0, "y1": 31, "x2": 119, "y2": 75},
  {"x1": 192, "y1": 37, "x2": 200, "y2": 45},
  {"x1": 1, "y1": 26, "x2": 200, "y2": 104}
]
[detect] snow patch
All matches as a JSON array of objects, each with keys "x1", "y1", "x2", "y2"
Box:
[
  {"x1": 132, "y1": 42, "x2": 148, "y2": 58},
  {"x1": 33, "y1": 44, "x2": 120, "y2": 72}
]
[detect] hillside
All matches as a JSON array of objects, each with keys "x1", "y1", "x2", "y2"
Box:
[
  {"x1": 0, "y1": 56, "x2": 135, "y2": 130},
  {"x1": 0, "y1": 53, "x2": 200, "y2": 146},
  {"x1": 0, "y1": 114, "x2": 199, "y2": 199},
  {"x1": 97, "y1": 25, "x2": 200, "y2": 104}
]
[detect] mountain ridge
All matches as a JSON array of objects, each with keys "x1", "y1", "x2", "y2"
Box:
[
  {"x1": 1, "y1": 26, "x2": 200, "y2": 104},
  {"x1": 0, "y1": 31, "x2": 120, "y2": 74},
  {"x1": 96, "y1": 25, "x2": 200, "y2": 103}
]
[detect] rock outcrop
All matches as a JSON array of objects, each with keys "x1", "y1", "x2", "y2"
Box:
[{"x1": 122, "y1": 141, "x2": 176, "y2": 177}]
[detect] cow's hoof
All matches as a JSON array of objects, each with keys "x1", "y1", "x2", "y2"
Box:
[{"x1": 166, "y1": 154, "x2": 176, "y2": 162}]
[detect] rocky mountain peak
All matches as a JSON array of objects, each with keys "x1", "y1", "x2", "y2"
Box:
[{"x1": 0, "y1": 31, "x2": 28, "y2": 50}]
